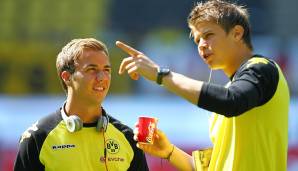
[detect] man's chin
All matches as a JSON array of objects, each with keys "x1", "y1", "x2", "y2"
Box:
[
  {"x1": 89, "y1": 92, "x2": 108, "y2": 105},
  {"x1": 208, "y1": 63, "x2": 221, "y2": 70},
  {"x1": 95, "y1": 96, "x2": 107, "y2": 105},
  {"x1": 86, "y1": 97, "x2": 104, "y2": 107}
]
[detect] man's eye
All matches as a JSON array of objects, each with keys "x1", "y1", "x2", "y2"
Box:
[
  {"x1": 87, "y1": 68, "x2": 96, "y2": 72},
  {"x1": 104, "y1": 68, "x2": 111, "y2": 73},
  {"x1": 204, "y1": 33, "x2": 213, "y2": 39}
]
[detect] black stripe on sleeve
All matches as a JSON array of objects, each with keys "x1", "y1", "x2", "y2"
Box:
[{"x1": 197, "y1": 57, "x2": 279, "y2": 117}]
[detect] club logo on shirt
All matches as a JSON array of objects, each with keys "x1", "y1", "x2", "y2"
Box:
[{"x1": 106, "y1": 139, "x2": 120, "y2": 154}]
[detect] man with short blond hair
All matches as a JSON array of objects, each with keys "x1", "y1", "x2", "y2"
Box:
[
  {"x1": 14, "y1": 38, "x2": 149, "y2": 171},
  {"x1": 116, "y1": 0, "x2": 289, "y2": 170}
]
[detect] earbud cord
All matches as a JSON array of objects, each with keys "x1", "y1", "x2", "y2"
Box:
[
  {"x1": 207, "y1": 69, "x2": 213, "y2": 117},
  {"x1": 102, "y1": 131, "x2": 108, "y2": 171},
  {"x1": 208, "y1": 69, "x2": 213, "y2": 83}
]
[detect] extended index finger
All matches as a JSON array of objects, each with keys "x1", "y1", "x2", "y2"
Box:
[{"x1": 116, "y1": 41, "x2": 142, "y2": 57}]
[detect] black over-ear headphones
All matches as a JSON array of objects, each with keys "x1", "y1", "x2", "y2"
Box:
[{"x1": 61, "y1": 106, "x2": 109, "y2": 133}]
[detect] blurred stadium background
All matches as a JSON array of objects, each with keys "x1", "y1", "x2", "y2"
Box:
[{"x1": 0, "y1": 0, "x2": 297, "y2": 170}]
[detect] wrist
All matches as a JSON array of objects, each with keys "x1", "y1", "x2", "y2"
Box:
[
  {"x1": 163, "y1": 144, "x2": 175, "y2": 161},
  {"x1": 156, "y1": 67, "x2": 171, "y2": 85}
]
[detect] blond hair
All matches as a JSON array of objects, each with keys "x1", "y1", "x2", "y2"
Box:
[{"x1": 188, "y1": 0, "x2": 253, "y2": 50}]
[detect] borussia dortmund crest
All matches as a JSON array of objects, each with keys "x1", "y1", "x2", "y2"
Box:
[{"x1": 106, "y1": 139, "x2": 120, "y2": 154}]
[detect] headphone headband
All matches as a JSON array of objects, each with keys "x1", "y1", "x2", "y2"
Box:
[{"x1": 60, "y1": 104, "x2": 109, "y2": 133}]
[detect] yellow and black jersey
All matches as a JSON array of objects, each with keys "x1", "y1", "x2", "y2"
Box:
[
  {"x1": 195, "y1": 56, "x2": 290, "y2": 170},
  {"x1": 14, "y1": 108, "x2": 148, "y2": 171}
]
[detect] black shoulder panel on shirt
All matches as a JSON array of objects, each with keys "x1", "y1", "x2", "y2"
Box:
[
  {"x1": 38, "y1": 110, "x2": 63, "y2": 133},
  {"x1": 31, "y1": 110, "x2": 63, "y2": 148},
  {"x1": 14, "y1": 110, "x2": 62, "y2": 171},
  {"x1": 235, "y1": 57, "x2": 279, "y2": 106},
  {"x1": 198, "y1": 57, "x2": 279, "y2": 117}
]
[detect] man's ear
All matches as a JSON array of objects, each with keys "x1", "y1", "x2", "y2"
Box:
[
  {"x1": 61, "y1": 71, "x2": 72, "y2": 85},
  {"x1": 232, "y1": 25, "x2": 244, "y2": 42}
]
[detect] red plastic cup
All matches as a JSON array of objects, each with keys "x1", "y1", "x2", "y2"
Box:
[{"x1": 137, "y1": 116, "x2": 158, "y2": 144}]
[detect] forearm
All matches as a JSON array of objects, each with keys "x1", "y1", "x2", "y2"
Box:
[
  {"x1": 162, "y1": 72, "x2": 203, "y2": 105},
  {"x1": 168, "y1": 145, "x2": 195, "y2": 171}
]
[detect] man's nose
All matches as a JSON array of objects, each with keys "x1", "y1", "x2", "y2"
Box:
[
  {"x1": 198, "y1": 38, "x2": 208, "y2": 51},
  {"x1": 96, "y1": 71, "x2": 105, "y2": 81}
]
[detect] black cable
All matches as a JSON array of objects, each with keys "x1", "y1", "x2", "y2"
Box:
[{"x1": 103, "y1": 131, "x2": 108, "y2": 171}]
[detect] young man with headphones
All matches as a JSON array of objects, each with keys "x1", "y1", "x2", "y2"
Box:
[{"x1": 14, "y1": 38, "x2": 149, "y2": 171}]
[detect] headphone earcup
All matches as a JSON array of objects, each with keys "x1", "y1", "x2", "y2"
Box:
[
  {"x1": 66, "y1": 115, "x2": 83, "y2": 132},
  {"x1": 102, "y1": 116, "x2": 108, "y2": 132},
  {"x1": 96, "y1": 116, "x2": 109, "y2": 132}
]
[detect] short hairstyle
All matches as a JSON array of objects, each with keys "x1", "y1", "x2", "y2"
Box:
[
  {"x1": 56, "y1": 38, "x2": 109, "y2": 93},
  {"x1": 188, "y1": 0, "x2": 253, "y2": 50}
]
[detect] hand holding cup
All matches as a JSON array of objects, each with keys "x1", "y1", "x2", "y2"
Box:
[{"x1": 134, "y1": 116, "x2": 173, "y2": 159}]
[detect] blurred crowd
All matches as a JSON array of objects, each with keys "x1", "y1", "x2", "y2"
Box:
[{"x1": 0, "y1": 0, "x2": 297, "y2": 96}]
